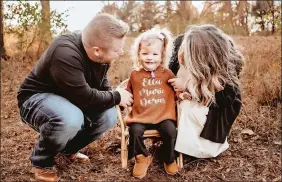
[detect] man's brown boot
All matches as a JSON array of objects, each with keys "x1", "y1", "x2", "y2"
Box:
[
  {"x1": 164, "y1": 161, "x2": 178, "y2": 175},
  {"x1": 68, "y1": 152, "x2": 90, "y2": 163},
  {"x1": 132, "y1": 154, "x2": 152, "y2": 179},
  {"x1": 31, "y1": 167, "x2": 59, "y2": 182}
]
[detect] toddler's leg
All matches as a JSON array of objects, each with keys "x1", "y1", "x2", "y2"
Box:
[
  {"x1": 128, "y1": 123, "x2": 148, "y2": 159},
  {"x1": 157, "y1": 119, "x2": 177, "y2": 164},
  {"x1": 129, "y1": 123, "x2": 152, "y2": 179},
  {"x1": 158, "y1": 119, "x2": 178, "y2": 175}
]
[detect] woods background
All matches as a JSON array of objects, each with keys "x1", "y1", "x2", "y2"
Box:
[{"x1": 1, "y1": 1, "x2": 281, "y2": 181}]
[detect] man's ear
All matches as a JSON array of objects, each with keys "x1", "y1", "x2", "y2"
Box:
[{"x1": 92, "y1": 47, "x2": 101, "y2": 57}]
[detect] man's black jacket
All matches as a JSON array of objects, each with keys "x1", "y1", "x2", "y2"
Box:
[{"x1": 17, "y1": 33, "x2": 120, "y2": 112}]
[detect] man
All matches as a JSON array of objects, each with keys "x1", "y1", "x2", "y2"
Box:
[{"x1": 17, "y1": 13, "x2": 133, "y2": 182}]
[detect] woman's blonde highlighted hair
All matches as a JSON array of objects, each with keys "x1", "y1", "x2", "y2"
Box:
[
  {"x1": 131, "y1": 28, "x2": 173, "y2": 70},
  {"x1": 178, "y1": 24, "x2": 244, "y2": 104}
]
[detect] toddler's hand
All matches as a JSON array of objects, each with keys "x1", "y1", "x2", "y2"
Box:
[
  {"x1": 168, "y1": 77, "x2": 187, "y2": 92},
  {"x1": 179, "y1": 92, "x2": 192, "y2": 100}
]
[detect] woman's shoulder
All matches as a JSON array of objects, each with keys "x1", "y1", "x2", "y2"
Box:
[{"x1": 223, "y1": 84, "x2": 241, "y2": 96}]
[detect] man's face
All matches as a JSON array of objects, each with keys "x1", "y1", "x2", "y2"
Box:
[{"x1": 99, "y1": 37, "x2": 125, "y2": 64}]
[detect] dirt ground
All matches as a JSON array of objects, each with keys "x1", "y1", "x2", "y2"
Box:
[{"x1": 1, "y1": 36, "x2": 281, "y2": 181}]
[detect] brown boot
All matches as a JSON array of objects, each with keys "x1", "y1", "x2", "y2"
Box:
[
  {"x1": 164, "y1": 161, "x2": 178, "y2": 175},
  {"x1": 68, "y1": 152, "x2": 90, "y2": 163},
  {"x1": 31, "y1": 167, "x2": 60, "y2": 182},
  {"x1": 132, "y1": 154, "x2": 152, "y2": 179}
]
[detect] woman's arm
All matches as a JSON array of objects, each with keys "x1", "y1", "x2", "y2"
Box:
[{"x1": 200, "y1": 85, "x2": 242, "y2": 143}]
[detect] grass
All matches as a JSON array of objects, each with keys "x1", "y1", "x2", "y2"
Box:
[{"x1": 1, "y1": 34, "x2": 281, "y2": 181}]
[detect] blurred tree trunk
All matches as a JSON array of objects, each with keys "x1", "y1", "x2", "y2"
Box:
[
  {"x1": 225, "y1": 1, "x2": 235, "y2": 34},
  {"x1": 37, "y1": 0, "x2": 52, "y2": 58},
  {"x1": 117, "y1": 1, "x2": 138, "y2": 31},
  {"x1": 174, "y1": 1, "x2": 198, "y2": 33},
  {"x1": 0, "y1": 0, "x2": 6, "y2": 59},
  {"x1": 101, "y1": 1, "x2": 119, "y2": 16},
  {"x1": 164, "y1": 0, "x2": 173, "y2": 26},
  {"x1": 267, "y1": 0, "x2": 275, "y2": 34},
  {"x1": 237, "y1": 1, "x2": 250, "y2": 35},
  {"x1": 139, "y1": 1, "x2": 160, "y2": 32},
  {"x1": 252, "y1": 1, "x2": 270, "y2": 32},
  {"x1": 271, "y1": 8, "x2": 275, "y2": 34},
  {"x1": 200, "y1": 1, "x2": 217, "y2": 19}
]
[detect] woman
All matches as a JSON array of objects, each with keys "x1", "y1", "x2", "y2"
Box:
[{"x1": 168, "y1": 24, "x2": 244, "y2": 158}]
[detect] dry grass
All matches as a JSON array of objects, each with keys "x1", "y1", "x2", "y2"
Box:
[
  {"x1": 1, "y1": 35, "x2": 281, "y2": 181},
  {"x1": 4, "y1": 27, "x2": 43, "y2": 59}
]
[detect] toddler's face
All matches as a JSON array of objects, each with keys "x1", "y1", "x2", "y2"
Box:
[{"x1": 139, "y1": 39, "x2": 163, "y2": 71}]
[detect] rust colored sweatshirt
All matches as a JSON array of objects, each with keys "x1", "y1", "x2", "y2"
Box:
[{"x1": 126, "y1": 66, "x2": 177, "y2": 124}]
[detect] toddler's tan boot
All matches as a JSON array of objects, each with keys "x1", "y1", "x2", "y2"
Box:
[
  {"x1": 132, "y1": 154, "x2": 152, "y2": 179},
  {"x1": 164, "y1": 161, "x2": 178, "y2": 175}
]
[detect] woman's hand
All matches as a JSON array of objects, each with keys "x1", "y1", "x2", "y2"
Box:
[{"x1": 168, "y1": 77, "x2": 187, "y2": 92}]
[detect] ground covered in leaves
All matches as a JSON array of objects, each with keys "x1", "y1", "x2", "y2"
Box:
[{"x1": 1, "y1": 36, "x2": 281, "y2": 181}]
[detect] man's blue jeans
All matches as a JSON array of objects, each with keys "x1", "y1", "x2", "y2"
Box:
[{"x1": 19, "y1": 93, "x2": 118, "y2": 168}]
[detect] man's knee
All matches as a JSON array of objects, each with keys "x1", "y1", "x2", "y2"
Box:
[
  {"x1": 42, "y1": 109, "x2": 84, "y2": 151},
  {"x1": 98, "y1": 107, "x2": 118, "y2": 130},
  {"x1": 45, "y1": 105, "x2": 84, "y2": 140},
  {"x1": 60, "y1": 109, "x2": 84, "y2": 134}
]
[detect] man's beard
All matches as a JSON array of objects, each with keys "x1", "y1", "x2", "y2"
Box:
[
  {"x1": 97, "y1": 56, "x2": 115, "y2": 65},
  {"x1": 95, "y1": 55, "x2": 110, "y2": 64}
]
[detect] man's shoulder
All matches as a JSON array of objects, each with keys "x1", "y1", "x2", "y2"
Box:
[
  {"x1": 51, "y1": 33, "x2": 83, "y2": 57},
  {"x1": 53, "y1": 33, "x2": 81, "y2": 48}
]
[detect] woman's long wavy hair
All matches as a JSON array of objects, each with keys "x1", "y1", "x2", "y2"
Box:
[
  {"x1": 131, "y1": 28, "x2": 173, "y2": 70},
  {"x1": 178, "y1": 24, "x2": 244, "y2": 104}
]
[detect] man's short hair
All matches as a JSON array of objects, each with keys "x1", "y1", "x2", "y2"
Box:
[{"x1": 82, "y1": 13, "x2": 129, "y2": 49}]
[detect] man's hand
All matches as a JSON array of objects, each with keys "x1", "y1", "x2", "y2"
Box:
[
  {"x1": 168, "y1": 77, "x2": 187, "y2": 92},
  {"x1": 116, "y1": 87, "x2": 133, "y2": 107}
]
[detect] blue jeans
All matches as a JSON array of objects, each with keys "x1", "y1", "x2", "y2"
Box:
[{"x1": 19, "y1": 93, "x2": 117, "y2": 168}]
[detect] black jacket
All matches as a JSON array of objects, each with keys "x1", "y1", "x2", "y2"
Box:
[
  {"x1": 17, "y1": 33, "x2": 120, "y2": 112},
  {"x1": 169, "y1": 35, "x2": 242, "y2": 143},
  {"x1": 169, "y1": 34, "x2": 184, "y2": 75}
]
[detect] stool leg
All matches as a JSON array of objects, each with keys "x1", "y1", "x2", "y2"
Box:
[
  {"x1": 121, "y1": 134, "x2": 128, "y2": 168},
  {"x1": 177, "y1": 152, "x2": 183, "y2": 170}
]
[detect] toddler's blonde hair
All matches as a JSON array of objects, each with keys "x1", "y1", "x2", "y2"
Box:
[{"x1": 131, "y1": 28, "x2": 173, "y2": 70}]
